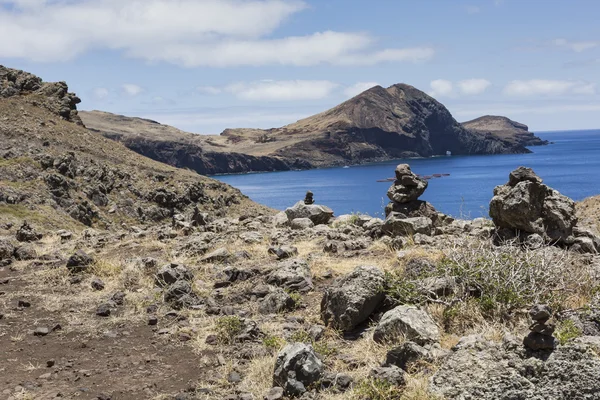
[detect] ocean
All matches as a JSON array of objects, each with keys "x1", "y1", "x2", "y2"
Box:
[{"x1": 215, "y1": 130, "x2": 600, "y2": 219}]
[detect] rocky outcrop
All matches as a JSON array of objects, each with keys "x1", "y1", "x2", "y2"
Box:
[
  {"x1": 1, "y1": 65, "x2": 82, "y2": 124},
  {"x1": 284, "y1": 201, "x2": 334, "y2": 225},
  {"x1": 462, "y1": 115, "x2": 549, "y2": 147},
  {"x1": 430, "y1": 335, "x2": 600, "y2": 399},
  {"x1": 373, "y1": 305, "x2": 440, "y2": 345},
  {"x1": 273, "y1": 343, "x2": 324, "y2": 396},
  {"x1": 490, "y1": 167, "x2": 600, "y2": 252},
  {"x1": 321, "y1": 266, "x2": 385, "y2": 331}
]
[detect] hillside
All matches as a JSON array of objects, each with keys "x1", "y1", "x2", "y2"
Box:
[
  {"x1": 80, "y1": 111, "x2": 307, "y2": 175},
  {"x1": 462, "y1": 115, "x2": 549, "y2": 147},
  {"x1": 82, "y1": 84, "x2": 532, "y2": 175},
  {"x1": 2, "y1": 66, "x2": 600, "y2": 400}
]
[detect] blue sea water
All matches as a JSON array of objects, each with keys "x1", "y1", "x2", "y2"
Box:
[{"x1": 216, "y1": 130, "x2": 600, "y2": 219}]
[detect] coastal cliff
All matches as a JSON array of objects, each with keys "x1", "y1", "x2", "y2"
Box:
[
  {"x1": 81, "y1": 111, "x2": 312, "y2": 175},
  {"x1": 462, "y1": 115, "x2": 549, "y2": 147},
  {"x1": 82, "y1": 84, "x2": 534, "y2": 175}
]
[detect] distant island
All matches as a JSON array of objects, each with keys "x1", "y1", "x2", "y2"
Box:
[{"x1": 81, "y1": 84, "x2": 547, "y2": 175}]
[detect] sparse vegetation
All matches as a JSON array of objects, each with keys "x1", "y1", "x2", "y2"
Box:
[
  {"x1": 215, "y1": 315, "x2": 243, "y2": 344},
  {"x1": 555, "y1": 319, "x2": 582, "y2": 345},
  {"x1": 353, "y1": 377, "x2": 404, "y2": 400}
]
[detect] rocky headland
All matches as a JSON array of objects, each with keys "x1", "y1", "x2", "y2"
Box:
[
  {"x1": 80, "y1": 83, "x2": 547, "y2": 175},
  {"x1": 462, "y1": 115, "x2": 549, "y2": 147},
  {"x1": 1, "y1": 66, "x2": 600, "y2": 400}
]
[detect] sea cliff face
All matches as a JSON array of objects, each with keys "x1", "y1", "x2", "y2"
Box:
[
  {"x1": 81, "y1": 84, "x2": 536, "y2": 175},
  {"x1": 462, "y1": 115, "x2": 549, "y2": 147}
]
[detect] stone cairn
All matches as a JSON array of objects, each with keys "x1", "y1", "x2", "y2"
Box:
[
  {"x1": 304, "y1": 190, "x2": 315, "y2": 205},
  {"x1": 384, "y1": 164, "x2": 439, "y2": 220},
  {"x1": 523, "y1": 304, "x2": 558, "y2": 351}
]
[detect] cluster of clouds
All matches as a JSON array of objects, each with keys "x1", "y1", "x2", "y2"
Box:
[
  {"x1": 429, "y1": 79, "x2": 492, "y2": 97},
  {"x1": 430, "y1": 79, "x2": 596, "y2": 98},
  {"x1": 198, "y1": 80, "x2": 381, "y2": 101},
  {"x1": 92, "y1": 84, "x2": 143, "y2": 100},
  {"x1": 0, "y1": 0, "x2": 433, "y2": 67}
]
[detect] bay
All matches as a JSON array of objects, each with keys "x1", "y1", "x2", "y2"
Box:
[{"x1": 215, "y1": 130, "x2": 600, "y2": 218}]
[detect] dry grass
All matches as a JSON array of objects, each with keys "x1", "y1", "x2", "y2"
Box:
[{"x1": 577, "y1": 195, "x2": 600, "y2": 235}]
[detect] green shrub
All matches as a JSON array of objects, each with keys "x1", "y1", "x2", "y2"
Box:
[
  {"x1": 555, "y1": 319, "x2": 582, "y2": 345},
  {"x1": 215, "y1": 316, "x2": 243, "y2": 344},
  {"x1": 262, "y1": 335, "x2": 285, "y2": 350}
]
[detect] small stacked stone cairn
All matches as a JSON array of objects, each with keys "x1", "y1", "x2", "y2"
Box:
[
  {"x1": 304, "y1": 190, "x2": 315, "y2": 205},
  {"x1": 386, "y1": 164, "x2": 428, "y2": 206},
  {"x1": 384, "y1": 164, "x2": 439, "y2": 223},
  {"x1": 523, "y1": 304, "x2": 558, "y2": 351}
]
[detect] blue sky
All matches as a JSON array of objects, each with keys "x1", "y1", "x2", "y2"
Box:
[{"x1": 1, "y1": 0, "x2": 599, "y2": 133}]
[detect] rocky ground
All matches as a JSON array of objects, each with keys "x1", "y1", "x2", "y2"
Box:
[{"x1": 2, "y1": 66, "x2": 600, "y2": 400}]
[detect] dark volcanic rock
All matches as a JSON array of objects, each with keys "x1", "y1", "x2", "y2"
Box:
[
  {"x1": 321, "y1": 265, "x2": 385, "y2": 331},
  {"x1": 490, "y1": 167, "x2": 577, "y2": 243},
  {"x1": 1, "y1": 65, "x2": 82, "y2": 124},
  {"x1": 462, "y1": 115, "x2": 549, "y2": 147}
]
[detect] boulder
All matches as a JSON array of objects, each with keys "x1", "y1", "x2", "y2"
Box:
[
  {"x1": 290, "y1": 218, "x2": 314, "y2": 230},
  {"x1": 201, "y1": 247, "x2": 233, "y2": 263},
  {"x1": 285, "y1": 201, "x2": 334, "y2": 225},
  {"x1": 489, "y1": 167, "x2": 577, "y2": 243},
  {"x1": 385, "y1": 341, "x2": 432, "y2": 370},
  {"x1": 273, "y1": 343, "x2": 324, "y2": 396},
  {"x1": 385, "y1": 199, "x2": 439, "y2": 224},
  {"x1": 13, "y1": 245, "x2": 37, "y2": 260},
  {"x1": 259, "y1": 288, "x2": 296, "y2": 314},
  {"x1": 382, "y1": 214, "x2": 433, "y2": 236},
  {"x1": 321, "y1": 265, "x2": 385, "y2": 331},
  {"x1": 369, "y1": 365, "x2": 406, "y2": 386},
  {"x1": 164, "y1": 280, "x2": 201, "y2": 309},
  {"x1": 16, "y1": 221, "x2": 42, "y2": 242},
  {"x1": 66, "y1": 250, "x2": 93, "y2": 273},
  {"x1": 268, "y1": 245, "x2": 298, "y2": 260},
  {"x1": 266, "y1": 259, "x2": 313, "y2": 293},
  {"x1": 0, "y1": 239, "x2": 15, "y2": 263},
  {"x1": 373, "y1": 305, "x2": 440, "y2": 345},
  {"x1": 155, "y1": 264, "x2": 194, "y2": 287}
]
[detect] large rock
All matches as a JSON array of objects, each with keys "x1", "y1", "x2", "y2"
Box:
[
  {"x1": 285, "y1": 201, "x2": 334, "y2": 225},
  {"x1": 430, "y1": 335, "x2": 600, "y2": 399},
  {"x1": 386, "y1": 164, "x2": 428, "y2": 204},
  {"x1": 66, "y1": 250, "x2": 94, "y2": 273},
  {"x1": 489, "y1": 167, "x2": 577, "y2": 243},
  {"x1": 373, "y1": 305, "x2": 440, "y2": 345},
  {"x1": 0, "y1": 239, "x2": 15, "y2": 264},
  {"x1": 321, "y1": 265, "x2": 385, "y2": 331},
  {"x1": 273, "y1": 343, "x2": 324, "y2": 396},
  {"x1": 382, "y1": 214, "x2": 433, "y2": 236},
  {"x1": 259, "y1": 288, "x2": 296, "y2": 314},
  {"x1": 266, "y1": 259, "x2": 313, "y2": 293},
  {"x1": 155, "y1": 263, "x2": 194, "y2": 287}
]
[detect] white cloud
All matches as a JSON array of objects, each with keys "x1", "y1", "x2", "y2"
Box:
[
  {"x1": 343, "y1": 82, "x2": 380, "y2": 98},
  {"x1": 465, "y1": 5, "x2": 480, "y2": 14},
  {"x1": 224, "y1": 80, "x2": 339, "y2": 101},
  {"x1": 122, "y1": 83, "x2": 143, "y2": 96},
  {"x1": 552, "y1": 38, "x2": 599, "y2": 52},
  {"x1": 454, "y1": 103, "x2": 600, "y2": 119},
  {"x1": 457, "y1": 79, "x2": 491, "y2": 95},
  {"x1": 0, "y1": 0, "x2": 434, "y2": 67},
  {"x1": 503, "y1": 80, "x2": 596, "y2": 96},
  {"x1": 92, "y1": 87, "x2": 109, "y2": 100},
  {"x1": 198, "y1": 86, "x2": 223, "y2": 95},
  {"x1": 494, "y1": 0, "x2": 504, "y2": 6},
  {"x1": 429, "y1": 79, "x2": 454, "y2": 97}
]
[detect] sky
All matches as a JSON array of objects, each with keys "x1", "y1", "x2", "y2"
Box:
[{"x1": 1, "y1": 0, "x2": 599, "y2": 134}]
